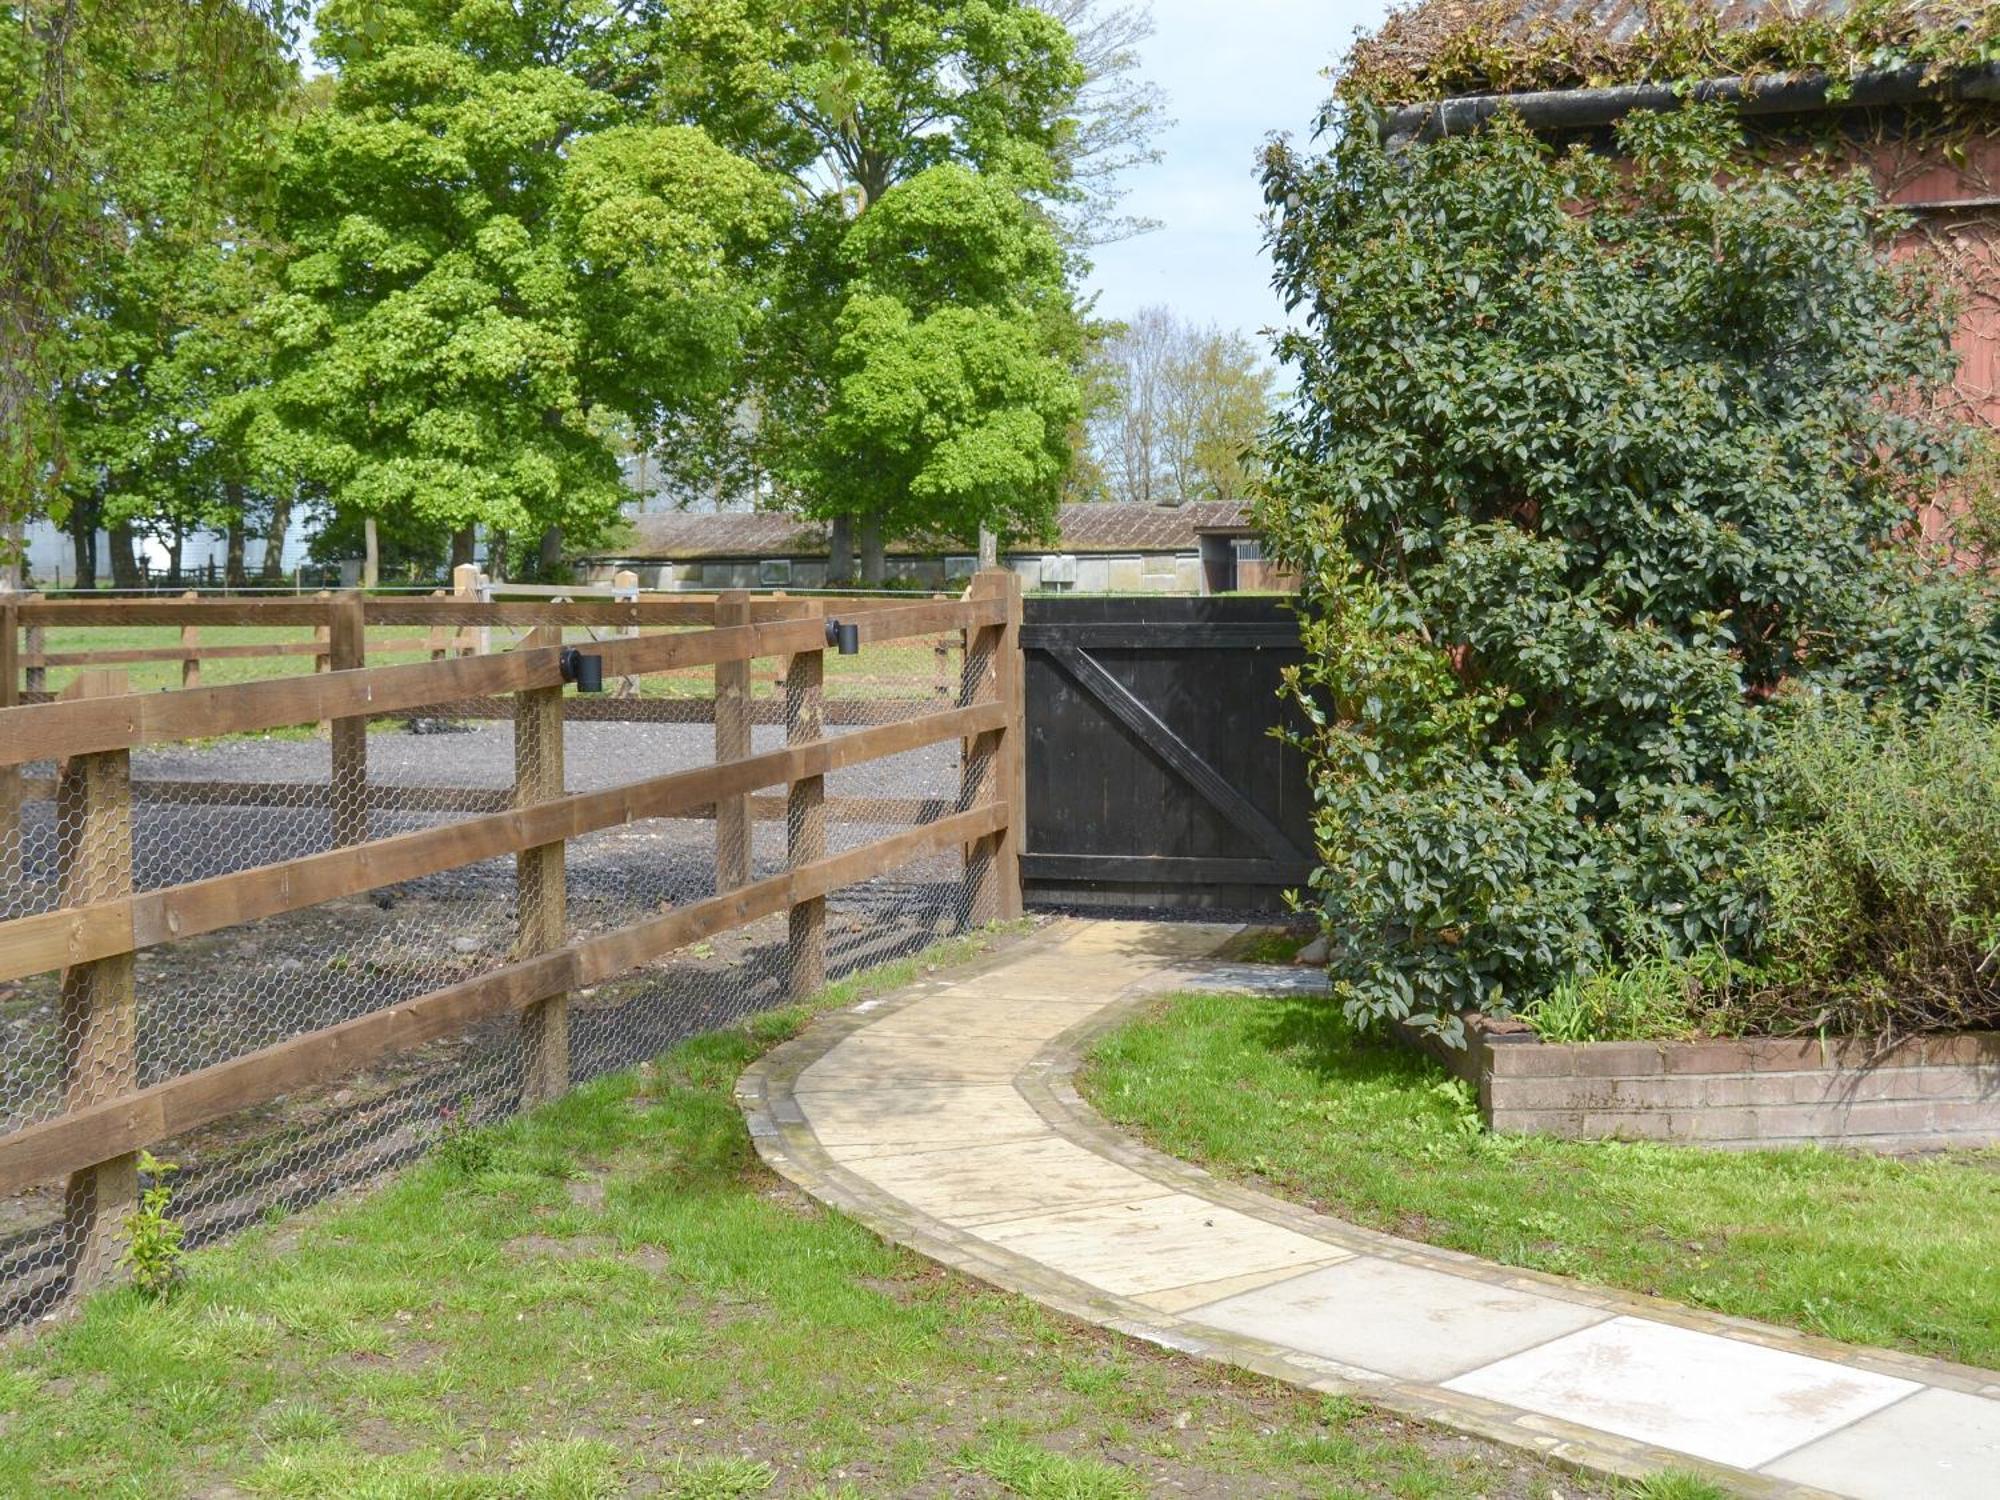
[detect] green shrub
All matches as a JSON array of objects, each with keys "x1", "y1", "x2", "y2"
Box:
[
  {"x1": 1257, "y1": 102, "x2": 1976, "y2": 1037},
  {"x1": 1741, "y1": 688, "x2": 2000, "y2": 1037},
  {"x1": 120, "y1": 1151, "x2": 187, "y2": 1300},
  {"x1": 1524, "y1": 951, "x2": 1732, "y2": 1044}
]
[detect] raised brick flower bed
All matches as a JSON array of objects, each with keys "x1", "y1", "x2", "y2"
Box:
[{"x1": 1403, "y1": 1019, "x2": 2000, "y2": 1152}]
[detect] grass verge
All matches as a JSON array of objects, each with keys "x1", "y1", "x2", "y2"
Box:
[
  {"x1": 0, "y1": 936, "x2": 1647, "y2": 1499},
  {"x1": 1081, "y1": 991, "x2": 2000, "y2": 1371}
]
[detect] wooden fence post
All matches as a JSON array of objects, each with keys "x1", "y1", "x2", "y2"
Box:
[
  {"x1": 311, "y1": 589, "x2": 331, "y2": 686},
  {"x1": 960, "y1": 569, "x2": 1024, "y2": 924},
  {"x1": 56, "y1": 668, "x2": 136, "y2": 1297},
  {"x1": 515, "y1": 624, "x2": 569, "y2": 1105},
  {"x1": 786, "y1": 600, "x2": 827, "y2": 1000},
  {"x1": 613, "y1": 569, "x2": 639, "y2": 697},
  {"x1": 0, "y1": 595, "x2": 17, "y2": 879},
  {"x1": 179, "y1": 591, "x2": 200, "y2": 690},
  {"x1": 453, "y1": 563, "x2": 483, "y2": 657},
  {"x1": 329, "y1": 591, "x2": 368, "y2": 847},
  {"x1": 23, "y1": 597, "x2": 43, "y2": 699},
  {"x1": 713, "y1": 589, "x2": 753, "y2": 893}
]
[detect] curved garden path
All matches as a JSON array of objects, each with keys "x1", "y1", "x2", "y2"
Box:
[{"x1": 737, "y1": 918, "x2": 2000, "y2": 1499}]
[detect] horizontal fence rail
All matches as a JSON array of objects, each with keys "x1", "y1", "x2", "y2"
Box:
[{"x1": 0, "y1": 572, "x2": 1025, "y2": 1320}]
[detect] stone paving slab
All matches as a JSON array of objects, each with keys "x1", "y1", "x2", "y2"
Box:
[
  {"x1": 853, "y1": 1135, "x2": 1164, "y2": 1226},
  {"x1": 793, "y1": 1031, "x2": 1050, "y2": 1089},
  {"x1": 1763, "y1": 1386, "x2": 2000, "y2": 1500},
  {"x1": 1195, "y1": 1255, "x2": 1613, "y2": 1384},
  {"x1": 1443, "y1": 1315, "x2": 1919, "y2": 1471},
  {"x1": 971, "y1": 1193, "x2": 1349, "y2": 1298},
  {"x1": 796, "y1": 1085, "x2": 1051, "y2": 1159},
  {"x1": 739, "y1": 918, "x2": 2000, "y2": 1499}
]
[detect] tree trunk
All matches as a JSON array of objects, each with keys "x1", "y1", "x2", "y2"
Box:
[
  {"x1": 828, "y1": 514, "x2": 854, "y2": 586},
  {"x1": 489, "y1": 531, "x2": 509, "y2": 582},
  {"x1": 165, "y1": 528, "x2": 184, "y2": 589},
  {"x1": 363, "y1": 515, "x2": 380, "y2": 589},
  {"x1": 451, "y1": 524, "x2": 476, "y2": 571},
  {"x1": 537, "y1": 523, "x2": 562, "y2": 581},
  {"x1": 259, "y1": 493, "x2": 292, "y2": 582},
  {"x1": 108, "y1": 520, "x2": 143, "y2": 590},
  {"x1": 859, "y1": 514, "x2": 885, "y2": 587},
  {"x1": 67, "y1": 491, "x2": 100, "y2": 591},
  {"x1": 225, "y1": 487, "x2": 248, "y2": 588}
]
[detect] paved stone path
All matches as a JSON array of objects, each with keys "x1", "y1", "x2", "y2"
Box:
[{"x1": 739, "y1": 919, "x2": 2000, "y2": 1498}]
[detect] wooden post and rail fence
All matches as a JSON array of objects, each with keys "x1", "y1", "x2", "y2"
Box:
[{"x1": 0, "y1": 571, "x2": 1023, "y2": 1301}]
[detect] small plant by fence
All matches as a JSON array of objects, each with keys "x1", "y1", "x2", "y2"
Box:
[{"x1": 0, "y1": 572, "x2": 1023, "y2": 1325}]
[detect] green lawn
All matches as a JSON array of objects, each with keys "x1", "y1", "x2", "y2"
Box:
[
  {"x1": 1081, "y1": 991, "x2": 2000, "y2": 1371},
  {"x1": 0, "y1": 943, "x2": 1671, "y2": 1500}
]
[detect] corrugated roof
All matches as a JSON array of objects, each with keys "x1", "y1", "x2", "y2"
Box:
[
  {"x1": 1347, "y1": 0, "x2": 1967, "y2": 104},
  {"x1": 607, "y1": 502, "x2": 1254, "y2": 561}
]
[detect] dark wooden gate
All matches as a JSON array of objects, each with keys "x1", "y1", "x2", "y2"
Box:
[{"x1": 1021, "y1": 595, "x2": 1316, "y2": 910}]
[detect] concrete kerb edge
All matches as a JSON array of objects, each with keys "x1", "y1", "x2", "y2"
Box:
[{"x1": 736, "y1": 928, "x2": 1867, "y2": 1499}]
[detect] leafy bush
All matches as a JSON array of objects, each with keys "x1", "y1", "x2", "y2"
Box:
[
  {"x1": 1741, "y1": 688, "x2": 2000, "y2": 1037},
  {"x1": 1258, "y1": 103, "x2": 1974, "y2": 1037}
]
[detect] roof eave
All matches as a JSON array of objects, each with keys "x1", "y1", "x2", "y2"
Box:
[{"x1": 1378, "y1": 60, "x2": 2000, "y2": 146}]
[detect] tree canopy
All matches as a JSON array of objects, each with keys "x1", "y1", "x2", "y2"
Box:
[
  {"x1": 2, "y1": 0, "x2": 300, "y2": 559},
  {"x1": 249, "y1": 2, "x2": 790, "y2": 565}
]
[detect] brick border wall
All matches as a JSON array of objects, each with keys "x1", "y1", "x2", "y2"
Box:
[{"x1": 1398, "y1": 1021, "x2": 2000, "y2": 1152}]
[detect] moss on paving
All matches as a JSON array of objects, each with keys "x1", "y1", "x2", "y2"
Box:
[
  {"x1": 0, "y1": 938, "x2": 1634, "y2": 1499},
  {"x1": 1082, "y1": 991, "x2": 2000, "y2": 1371}
]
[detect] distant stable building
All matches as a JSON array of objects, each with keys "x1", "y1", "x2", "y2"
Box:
[{"x1": 577, "y1": 501, "x2": 1295, "y2": 595}]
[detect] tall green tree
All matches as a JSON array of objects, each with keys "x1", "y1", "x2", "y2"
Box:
[
  {"x1": 1, "y1": 0, "x2": 299, "y2": 576},
  {"x1": 252, "y1": 0, "x2": 789, "y2": 575},
  {"x1": 726, "y1": 0, "x2": 1088, "y2": 582},
  {"x1": 770, "y1": 165, "x2": 1081, "y2": 553}
]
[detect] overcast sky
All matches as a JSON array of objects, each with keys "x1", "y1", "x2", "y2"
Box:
[{"x1": 1083, "y1": 0, "x2": 1391, "y2": 346}]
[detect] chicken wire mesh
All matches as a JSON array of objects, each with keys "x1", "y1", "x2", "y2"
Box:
[{"x1": 0, "y1": 607, "x2": 996, "y2": 1329}]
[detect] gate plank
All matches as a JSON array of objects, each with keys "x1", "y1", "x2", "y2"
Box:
[{"x1": 1042, "y1": 645, "x2": 1308, "y2": 868}]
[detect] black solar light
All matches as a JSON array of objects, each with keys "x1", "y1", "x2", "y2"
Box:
[
  {"x1": 825, "y1": 619, "x2": 860, "y2": 656},
  {"x1": 560, "y1": 647, "x2": 605, "y2": 693}
]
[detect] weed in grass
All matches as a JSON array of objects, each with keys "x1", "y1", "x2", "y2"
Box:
[
  {"x1": 961, "y1": 1435, "x2": 1141, "y2": 1500},
  {"x1": 435, "y1": 1097, "x2": 500, "y2": 1178},
  {"x1": 509, "y1": 1437, "x2": 623, "y2": 1499},
  {"x1": 262, "y1": 1401, "x2": 341, "y2": 1443},
  {"x1": 1626, "y1": 1471, "x2": 1732, "y2": 1500},
  {"x1": 120, "y1": 1152, "x2": 187, "y2": 1299},
  {"x1": 659, "y1": 1454, "x2": 775, "y2": 1498}
]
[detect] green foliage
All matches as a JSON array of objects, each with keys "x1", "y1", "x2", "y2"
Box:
[
  {"x1": 1525, "y1": 951, "x2": 1735, "y2": 1044},
  {"x1": 764, "y1": 166, "x2": 1083, "y2": 550},
  {"x1": 1087, "y1": 306, "x2": 1276, "y2": 506},
  {"x1": 1258, "y1": 104, "x2": 1972, "y2": 1037},
  {"x1": 1, "y1": 1, "x2": 301, "y2": 515},
  {"x1": 1746, "y1": 687, "x2": 2000, "y2": 1037},
  {"x1": 435, "y1": 1095, "x2": 500, "y2": 1179},
  {"x1": 253, "y1": 2, "x2": 789, "y2": 556},
  {"x1": 120, "y1": 1152, "x2": 186, "y2": 1300}
]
